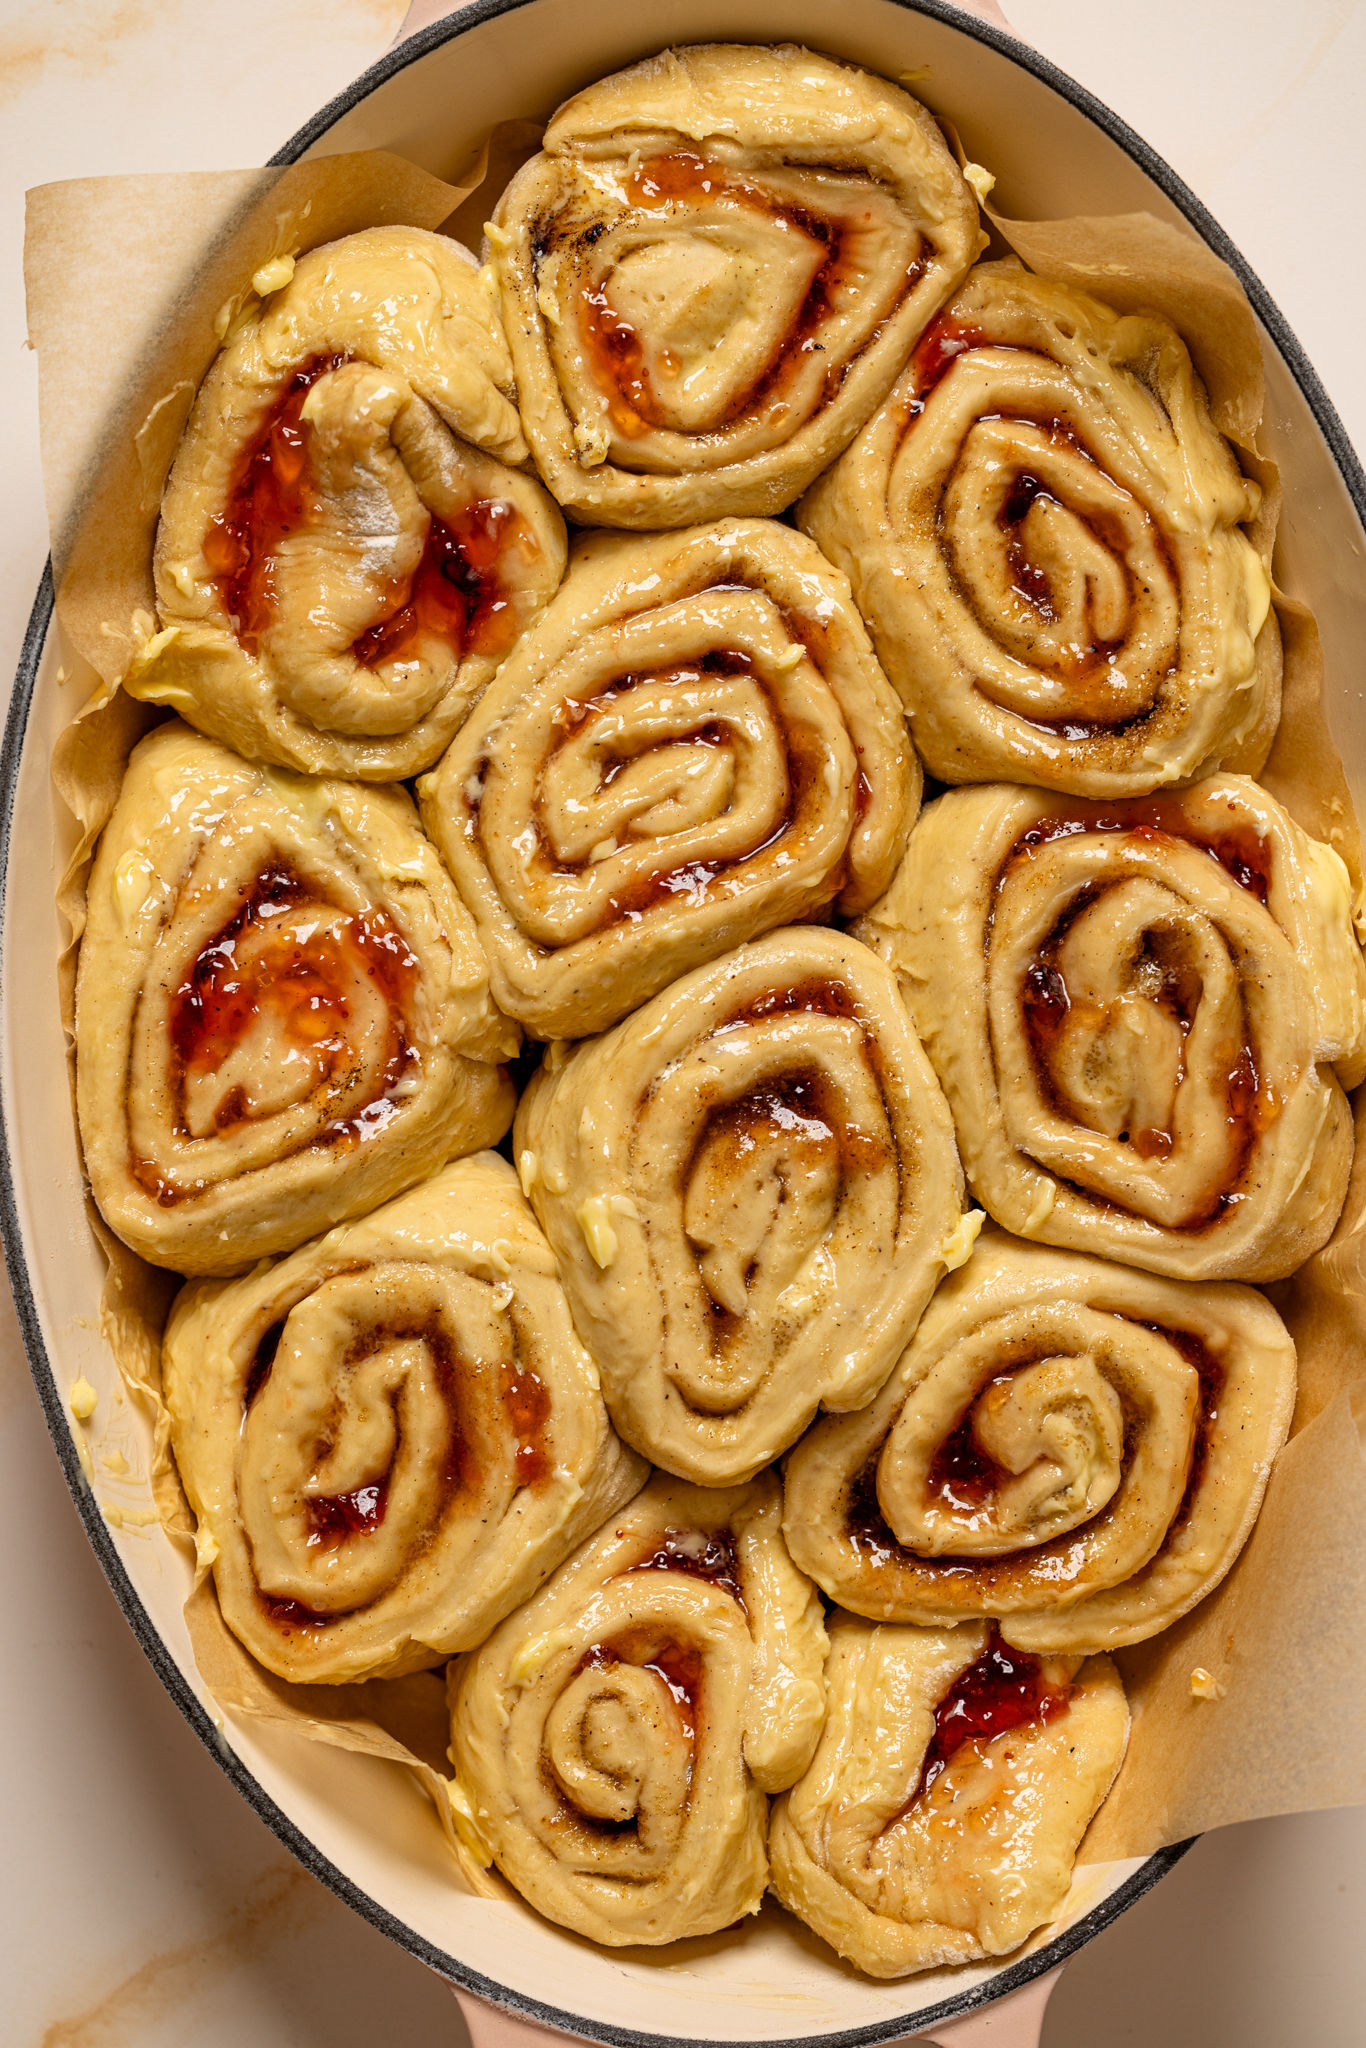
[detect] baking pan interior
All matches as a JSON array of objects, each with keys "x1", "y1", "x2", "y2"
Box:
[{"x1": 5, "y1": 1, "x2": 1362, "y2": 2041}]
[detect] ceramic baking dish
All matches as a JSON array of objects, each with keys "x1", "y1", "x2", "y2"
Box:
[{"x1": 6, "y1": 2, "x2": 1364, "y2": 2043}]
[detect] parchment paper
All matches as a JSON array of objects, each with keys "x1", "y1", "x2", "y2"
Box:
[{"x1": 22, "y1": 143, "x2": 1366, "y2": 1898}]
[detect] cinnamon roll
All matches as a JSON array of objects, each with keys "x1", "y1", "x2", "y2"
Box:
[
  {"x1": 420, "y1": 519, "x2": 918, "y2": 1037},
  {"x1": 800, "y1": 263, "x2": 1278, "y2": 797},
  {"x1": 783, "y1": 1229, "x2": 1296, "y2": 1651},
  {"x1": 769, "y1": 1614, "x2": 1128, "y2": 1976},
  {"x1": 449, "y1": 1471, "x2": 827, "y2": 1944},
  {"x1": 488, "y1": 43, "x2": 979, "y2": 527},
  {"x1": 860, "y1": 778, "x2": 1366, "y2": 1280},
  {"x1": 162, "y1": 1154, "x2": 647, "y2": 1684},
  {"x1": 76, "y1": 721, "x2": 516, "y2": 1277},
  {"x1": 514, "y1": 929, "x2": 964, "y2": 1485},
  {"x1": 125, "y1": 228, "x2": 567, "y2": 779}
]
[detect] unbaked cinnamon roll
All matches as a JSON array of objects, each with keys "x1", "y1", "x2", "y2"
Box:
[
  {"x1": 488, "y1": 44, "x2": 979, "y2": 527},
  {"x1": 800, "y1": 263, "x2": 1278, "y2": 797},
  {"x1": 76, "y1": 721, "x2": 516, "y2": 1277},
  {"x1": 514, "y1": 929, "x2": 964, "y2": 1485},
  {"x1": 125, "y1": 228, "x2": 567, "y2": 779},
  {"x1": 163, "y1": 1154, "x2": 647, "y2": 1684},
  {"x1": 860, "y1": 778, "x2": 1366, "y2": 1280},
  {"x1": 449, "y1": 1471, "x2": 827, "y2": 1944},
  {"x1": 769, "y1": 1614, "x2": 1128, "y2": 1976},
  {"x1": 783, "y1": 1229, "x2": 1296, "y2": 1650},
  {"x1": 420, "y1": 519, "x2": 918, "y2": 1037}
]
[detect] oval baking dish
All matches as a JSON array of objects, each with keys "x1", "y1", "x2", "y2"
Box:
[{"x1": 6, "y1": 2, "x2": 1364, "y2": 2043}]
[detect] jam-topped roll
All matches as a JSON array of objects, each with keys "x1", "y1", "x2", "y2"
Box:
[
  {"x1": 162, "y1": 1154, "x2": 647, "y2": 1684},
  {"x1": 861, "y1": 778, "x2": 1366, "y2": 1281},
  {"x1": 514, "y1": 929, "x2": 965, "y2": 1486},
  {"x1": 769, "y1": 1615, "x2": 1128, "y2": 1977},
  {"x1": 800, "y1": 264, "x2": 1278, "y2": 797},
  {"x1": 76, "y1": 721, "x2": 516, "y2": 1277},
  {"x1": 783, "y1": 1230, "x2": 1295, "y2": 1651},
  {"x1": 450, "y1": 1471, "x2": 827, "y2": 1945},
  {"x1": 487, "y1": 44, "x2": 979, "y2": 528},
  {"x1": 420, "y1": 519, "x2": 918, "y2": 1037},
  {"x1": 125, "y1": 228, "x2": 567, "y2": 780}
]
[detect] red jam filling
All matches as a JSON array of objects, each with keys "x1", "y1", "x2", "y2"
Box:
[
  {"x1": 501, "y1": 1359, "x2": 553, "y2": 1486},
  {"x1": 914, "y1": 1628, "x2": 1072, "y2": 1802},
  {"x1": 203, "y1": 353, "x2": 526, "y2": 667},
  {"x1": 626, "y1": 1526, "x2": 747, "y2": 1610},
  {"x1": 204, "y1": 353, "x2": 345, "y2": 653},
  {"x1": 163, "y1": 863, "x2": 418, "y2": 1156},
  {"x1": 908, "y1": 311, "x2": 990, "y2": 401},
  {"x1": 350, "y1": 498, "x2": 528, "y2": 671},
  {"x1": 1012, "y1": 797, "x2": 1271, "y2": 902},
  {"x1": 577, "y1": 151, "x2": 911, "y2": 437},
  {"x1": 577, "y1": 1634, "x2": 704, "y2": 1746},
  {"x1": 926, "y1": 1384, "x2": 1013, "y2": 1510}
]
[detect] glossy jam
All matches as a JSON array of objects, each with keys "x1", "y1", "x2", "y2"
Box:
[
  {"x1": 304, "y1": 1482, "x2": 387, "y2": 1546},
  {"x1": 908, "y1": 312, "x2": 991, "y2": 405},
  {"x1": 927, "y1": 1382, "x2": 1013, "y2": 1510},
  {"x1": 1011, "y1": 799, "x2": 1271, "y2": 902},
  {"x1": 204, "y1": 354, "x2": 525, "y2": 666},
  {"x1": 914, "y1": 1628, "x2": 1072, "y2": 1802},
  {"x1": 577, "y1": 151, "x2": 903, "y2": 437},
  {"x1": 160, "y1": 863, "x2": 418, "y2": 1170},
  {"x1": 204, "y1": 353, "x2": 346, "y2": 653},
  {"x1": 501, "y1": 1358, "x2": 552, "y2": 1486},
  {"x1": 351, "y1": 498, "x2": 528, "y2": 671},
  {"x1": 626, "y1": 1526, "x2": 746, "y2": 1610},
  {"x1": 727, "y1": 977, "x2": 858, "y2": 1030},
  {"x1": 578, "y1": 1633, "x2": 704, "y2": 1747}
]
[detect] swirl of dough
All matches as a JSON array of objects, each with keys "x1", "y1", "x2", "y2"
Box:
[
  {"x1": 800, "y1": 263, "x2": 1279, "y2": 797},
  {"x1": 783, "y1": 1229, "x2": 1296, "y2": 1651},
  {"x1": 487, "y1": 43, "x2": 979, "y2": 527},
  {"x1": 858, "y1": 777, "x2": 1366, "y2": 1280},
  {"x1": 769, "y1": 1614, "x2": 1128, "y2": 1976},
  {"x1": 125, "y1": 228, "x2": 567, "y2": 779},
  {"x1": 450, "y1": 1471, "x2": 828, "y2": 1944},
  {"x1": 513, "y1": 929, "x2": 965, "y2": 1485},
  {"x1": 420, "y1": 519, "x2": 918, "y2": 1037},
  {"x1": 162, "y1": 1154, "x2": 647, "y2": 1683},
  {"x1": 76, "y1": 721, "x2": 517, "y2": 1276}
]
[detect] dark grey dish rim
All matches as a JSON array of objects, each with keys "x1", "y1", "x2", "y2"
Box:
[{"x1": 13, "y1": 0, "x2": 1365, "y2": 2035}]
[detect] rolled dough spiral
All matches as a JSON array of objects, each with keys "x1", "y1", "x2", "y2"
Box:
[
  {"x1": 127, "y1": 228, "x2": 566, "y2": 778},
  {"x1": 163, "y1": 1154, "x2": 648, "y2": 1683},
  {"x1": 77, "y1": 721, "x2": 516, "y2": 1275},
  {"x1": 488, "y1": 43, "x2": 979, "y2": 526},
  {"x1": 783, "y1": 1229, "x2": 1296, "y2": 1651},
  {"x1": 514, "y1": 928, "x2": 964, "y2": 1484},
  {"x1": 421, "y1": 518, "x2": 918, "y2": 1037},
  {"x1": 857, "y1": 777, "x2": 1366, "y2": 1280},
  {"x1": 769, "y1": 1612, "x2": 1128, "y2": 1976},
  {"x1": 800, "y1": 263, "x2": 1279, "y2": 797},
  {"x1": 450, "y1": 1470, "x2": 827, "y2": 1943}
]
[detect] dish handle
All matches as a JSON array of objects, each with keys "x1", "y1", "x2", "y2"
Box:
[{"x1": 451, "y1": 1968, "x2": 1063, "y2": 2048}]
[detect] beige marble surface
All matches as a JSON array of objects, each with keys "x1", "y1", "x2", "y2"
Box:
[{"x1": 2, "y1": 2, "x2": 1364, "y2": 2042}]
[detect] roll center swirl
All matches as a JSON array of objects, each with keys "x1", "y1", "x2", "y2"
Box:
[{"x1": 160, "y1": 861, "x2": 419, "y2": 1166}]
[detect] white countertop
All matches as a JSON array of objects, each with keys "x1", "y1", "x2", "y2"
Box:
[{"x1": 2, "y1": 3, "x2": 1364, "y2": 2042}]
